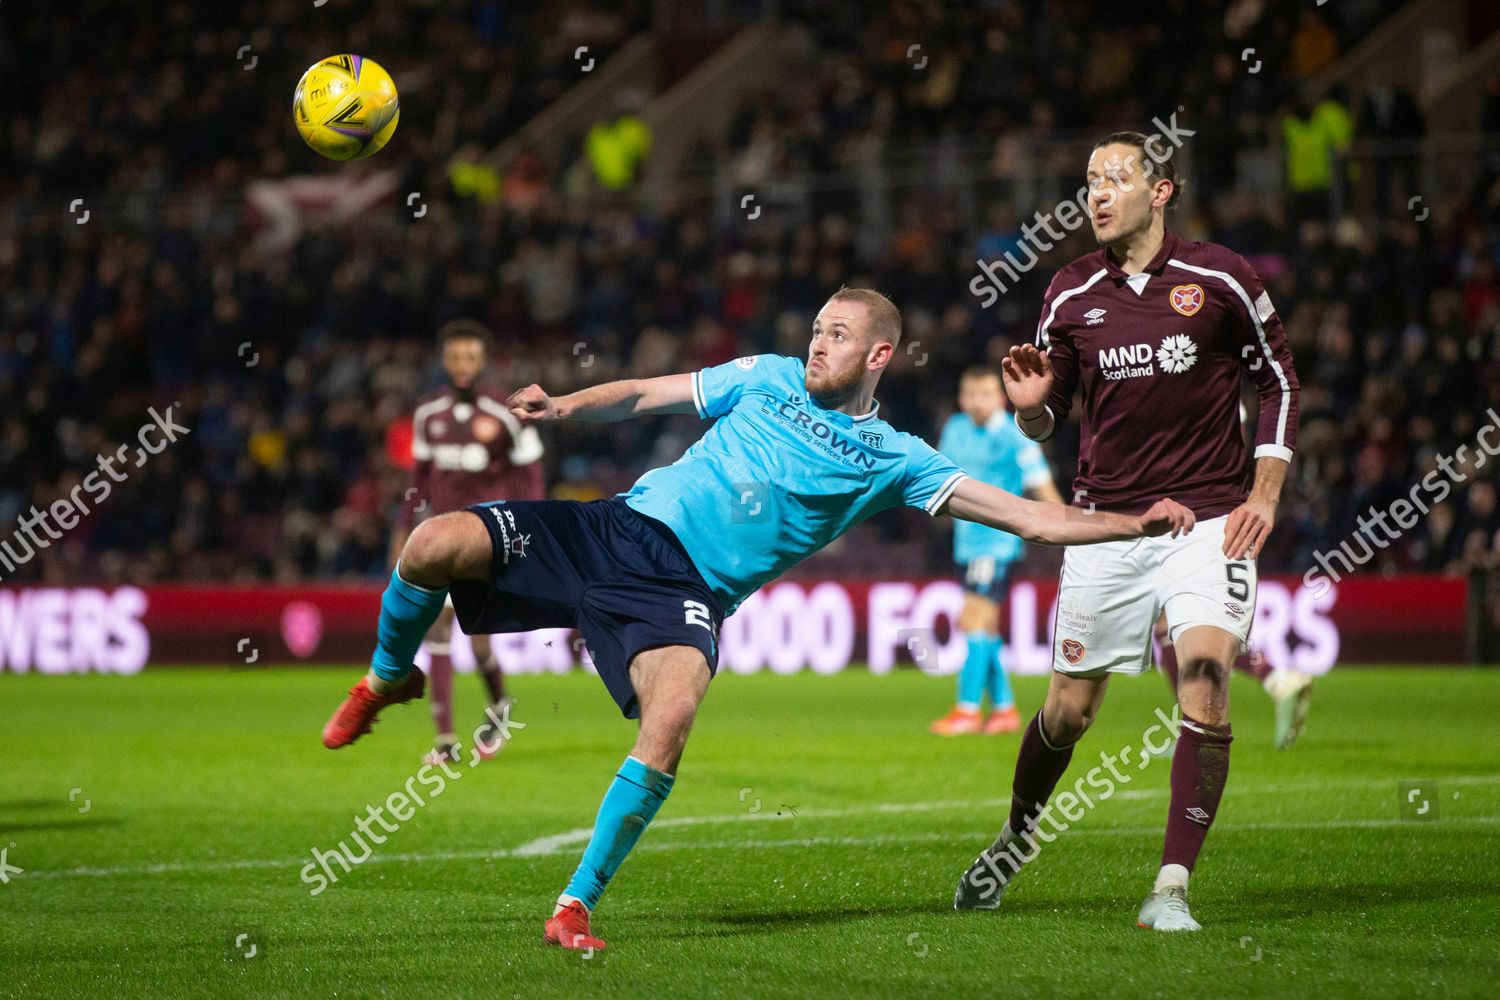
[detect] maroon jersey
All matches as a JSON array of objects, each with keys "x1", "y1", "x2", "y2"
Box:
[
  {"x1": 1034, "y1": 232, "x2": 1299, "y2": 518},
  {"x1": 398, "y1": 386, "x2": 546, "y2": 530}
]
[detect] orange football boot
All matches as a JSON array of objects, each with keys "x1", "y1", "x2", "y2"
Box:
[
  {"x1": 983, "y1": 706, "x2": 1022, "y2": 734},
  {"x1": 930, "y1": 706, "x2": 983, "y2": 735},
  {"x1": 321, "y1": 671, "x2": 426, "y2": 749},
  {"x1": 544, "y1": 901, "x2": 606, "y2": 952}
]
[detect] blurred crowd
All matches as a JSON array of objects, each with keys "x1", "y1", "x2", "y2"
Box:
[{"x1": 2, "y1": 0, "x2": 1498, "y2": 586}]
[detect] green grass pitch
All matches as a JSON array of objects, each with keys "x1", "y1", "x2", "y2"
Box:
[{"x1": 2, "y1": 666, "x2": 1498, "y2": 998}]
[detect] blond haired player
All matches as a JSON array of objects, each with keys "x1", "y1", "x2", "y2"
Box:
[{"x1": 324, "y1": 288, "x2": 1195, "y2": 951}]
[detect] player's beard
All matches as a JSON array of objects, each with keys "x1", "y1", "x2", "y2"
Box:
[{"x1": 806, "y1": 361, "x2": 865, "y2": 408}]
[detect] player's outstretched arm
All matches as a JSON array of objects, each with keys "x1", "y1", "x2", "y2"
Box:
[
  {"x1": 941, "y1": 477, "x2": 1194, "y2": 544},
  {"x1": 508, "y1": 374, "x2": 696, "y2": 422}
]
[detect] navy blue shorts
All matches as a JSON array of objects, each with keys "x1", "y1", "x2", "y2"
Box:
[
  {"x1": 956, "y1": 557, "x2": 1015, "y2": 601},
  {"x1": 449, "y1": 499, "x2": 723, "y2": 719}
]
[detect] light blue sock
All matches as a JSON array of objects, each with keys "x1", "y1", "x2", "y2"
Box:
[
  {"x1": 985, "y1": 634, "x2": 1014, "y2": 710},
  {"x1": 956, "y1": 632, "x2": 989, "y2": 709},
  {"x1": 370, "y1": 564, "x2": 447, "y2": 682},
  {"x1": 563, "y1": 756, "x2": 674, "y2": 910}
]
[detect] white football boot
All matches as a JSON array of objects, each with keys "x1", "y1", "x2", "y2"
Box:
[{"x1": 1137, "y1": 884, "x2": 1202, "y2": 932}]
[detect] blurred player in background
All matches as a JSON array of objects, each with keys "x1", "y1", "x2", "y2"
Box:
[
  {"x1": 931, "y1": 366, "x2": 1062, "y2": 735},
  {"x1": 955, "y1": 131, "x2": 1300, "y2": 932},
  {"x1": 393, "y1": 320, "x2": 545, "y2": 765}
]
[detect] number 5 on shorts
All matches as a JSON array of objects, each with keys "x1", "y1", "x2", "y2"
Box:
[{"x1": 1226, "y1": 563, "x2": 1251, "y2": 601}]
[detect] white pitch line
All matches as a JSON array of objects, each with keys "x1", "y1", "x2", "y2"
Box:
[
  {"x1": 511, "y1": 773, "x2": 1500, "y2": 857},
  {"x1": 13, "y1": 776, "x2": 1499, "y2": 882}
]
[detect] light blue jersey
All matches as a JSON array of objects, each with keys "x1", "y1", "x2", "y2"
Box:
[
  {"x1": 621, "y1": 354, "x2": 967, "y2": 612},
  {"x1": 939, "y1": 410, "x2": 1051, "y2": 565}
]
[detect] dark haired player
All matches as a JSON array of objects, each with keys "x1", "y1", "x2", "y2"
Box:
[
  {"x1": 953, "y1": 132, "x2": 1300, "y2": 931},
  {"x1": 393, "y1": 320, "x2": 545, "y2": 764},
  {"x1": 321, "y1": 287, "x2": 1195, "y2": 951}
]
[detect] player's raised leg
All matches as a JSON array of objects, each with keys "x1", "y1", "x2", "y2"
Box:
[
  {"x1": 322, "y1": 512, "x2": 492, "y2": 749},
  {"x1": 545, "y1": 644, "x2": 711, "y2": 951},
  {"x1": 1138, "y1": 624, "x2": 1235, "y2": 932},
  {"x1": 955, "y1": 670, "x2": 1107, "y2": 908}
]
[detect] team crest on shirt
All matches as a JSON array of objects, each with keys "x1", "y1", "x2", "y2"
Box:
[
  {"x1": 859, "y1": 429, "x2": 883, "y2": 448},
  {"x1": 472, "y1": 415, "x2": 501, "y2": 443},
  {"x1": 1061, "y1": 639, "x2": 1086, "y2": 664},
  {"x1": 1168, "y1": 283, "x2": 1204, "y2": 316},
  {"x1": 735, "y1": 356, "x2": 759, "y2": 370}
]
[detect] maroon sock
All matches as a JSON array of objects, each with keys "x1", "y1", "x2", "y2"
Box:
[
  {"x1": 1008, "y1": 710, "x2": 1076, "y2": 836},
  {"x1": 1232, "y1": 649, "x2": 1272, "y2": 683},
  {"x1": 1159, "y1": 642, "x2": 1180, "y2": 694},
  {"x1": 428, "y1": 650, "x2": 454, "y2": 736},
  {"x1": 475, "y1": 651, "x2": 506, "y2": 704},
  {"x1": 1161, "y1": 716, "x2": 1233, "y2": 871}
]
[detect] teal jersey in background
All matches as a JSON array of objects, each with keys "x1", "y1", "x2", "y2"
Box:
[
  {"x1": 621, "y1": 354, "x2": 967, "y2": 612},
  {"x1": 938, "y1": 410, "x2": 1051, "y2": 565}
]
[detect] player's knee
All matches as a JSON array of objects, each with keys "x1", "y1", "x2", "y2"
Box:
[
  {"x1": 1178, "y1": 655, "x2": 1231, "y2": 686},
  {"x1": 1047, "y1": 708, "x2": 1092, "y2": 744},
  {"x1": 652, "y1": 694, "x2": 700, "y2": 737},
  {"x1": 401, "y1": 514, "x2": 472, "y2": 583},
  {"x1": 958, "y1": 600, "x2": 994, "y2": 633}
]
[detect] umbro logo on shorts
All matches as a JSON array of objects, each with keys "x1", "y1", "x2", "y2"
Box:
[
  {"x1": 1060, "y1": 638, "x2": 1085, "y2": 664},
  {"x1": 1224, "y1": 602, "x2": 1244, "y2": 619}
]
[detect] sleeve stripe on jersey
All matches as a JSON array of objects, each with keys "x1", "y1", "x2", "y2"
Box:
[
  {"x1": 1255, "y1": 443, "x2": 1295, "y2": 463},
  {"x1": 1035, "y1": 267, "x2": 1109, "y2": 348},
  {"x1": 690, "y1": 371, "x2": 708, "y2": 418},
  {"x1": 410, "y1": 395, "x2": 454, "y2": 461},
  {"x1": 1166, "y1": 258, "x2": 1293, "y2": 450},
  {"x1": 923, "y1": 472, "x2": 968, "y2": 516}
]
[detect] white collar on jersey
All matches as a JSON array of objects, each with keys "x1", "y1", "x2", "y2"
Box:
[
  {"x1": 851, "y1": 400, "x2": 881, "y2": 422},
  {"x1": 1124, "y1": 272, "x2": 1151, "y2": 296}
]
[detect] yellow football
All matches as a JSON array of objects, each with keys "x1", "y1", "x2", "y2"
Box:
[{"x1": 293, "y1": 55, "x2": 400, "y2": 161}]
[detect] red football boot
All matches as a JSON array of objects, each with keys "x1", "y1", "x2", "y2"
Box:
[
  {"x1": 321, "y1": 671, "x2": 426, "y2": 749},
  {"x1": 544, "y1": 901, "x2": 606, "y2": 952}
]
